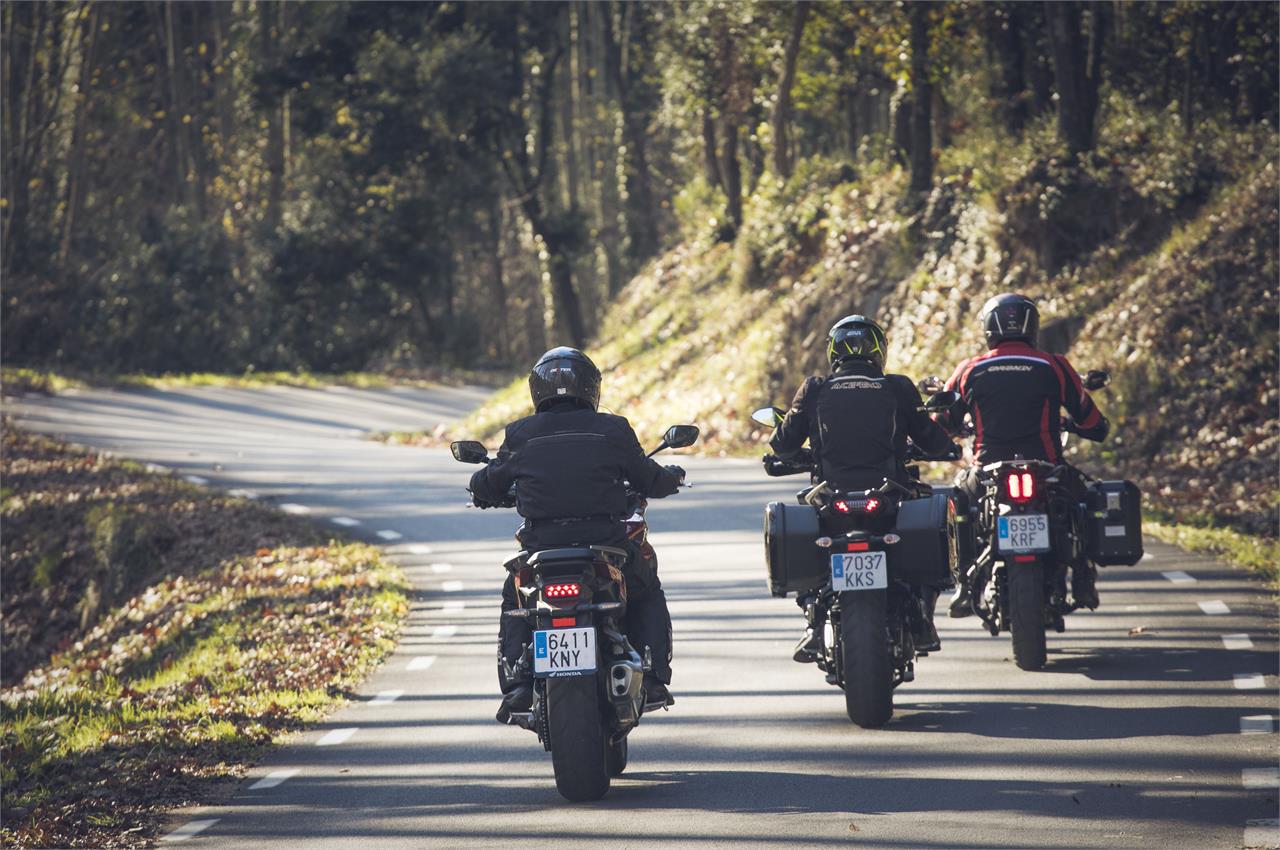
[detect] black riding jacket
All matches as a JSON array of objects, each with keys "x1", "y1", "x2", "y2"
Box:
[
  {"x1": 770, "y1": 362, "x2": 953, "y2": 490},
  {"x1": 469, "y1": 402, "x2": 681, "y2": 522},
  {"x1": 937, "y1": 340, "x2": 1109, "y2": 464}
]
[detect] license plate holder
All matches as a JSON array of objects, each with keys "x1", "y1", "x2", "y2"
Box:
[
  {"x1": 997, "y1": 513, "x2": 1051, "y2": 553},
  {"x1": 532, "y1": 627, "x2": 597, "y2": 678},
  {"x1": 831, "y1": 551, "x2": 888, "y2": 591}
]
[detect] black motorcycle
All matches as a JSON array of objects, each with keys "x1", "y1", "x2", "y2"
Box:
[
  {"x1": 450, "y1": 424, "x2": 698, "y2": 802},
  {"x1": 922, "y1": 370, "x2": 1144, "y2": 670},
  {"x1": 751, "y1": 402, "x2": 959, "y2": 728}
]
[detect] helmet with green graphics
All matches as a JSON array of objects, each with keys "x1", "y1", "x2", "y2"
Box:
[{"x1": 826, "y1": 315, "x2": 887, "y2": 371}]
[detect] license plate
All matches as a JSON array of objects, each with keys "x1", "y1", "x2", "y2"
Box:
[
  {"x1": 532, "y1": 627, "x2": 597, "y2": 677},
  {"x1": 997, "y1": 513, "x2": 1050, "y2": 553},
  {"x1": 831, "y1": 551, "x2": 887, "y2": 591}
]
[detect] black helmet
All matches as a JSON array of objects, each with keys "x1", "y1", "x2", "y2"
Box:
[
  {"x1": 528, "y1": 346, "x2": 601, "y2": 412},
  {"x1": 980, "y1": 293, "x2": 1040, "y2": 348},
  {"x1": 826, "y1": 315, "x2": 888, "y2": 371}
]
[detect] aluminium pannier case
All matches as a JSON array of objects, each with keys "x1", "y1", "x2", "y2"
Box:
[
  {"x1": 764, "y1": 501, "x2": 827, "y2": 597},
  {"x1": 1086, "y1": 480, "x2": 1143, "y2": 566},
  {"x1": 890, "y1": 492, "x2": 956, "y2": 587}
]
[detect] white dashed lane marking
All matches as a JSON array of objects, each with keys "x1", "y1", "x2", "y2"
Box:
[
  {"x1": 1242, "y1": 767, "x2": 1280, "y2": 788},
  {"x1": 280, "y1": 503, "x2": 311, "y2": 515},
  {"x1": 443, "y1": 600, "x2": 466, "y2": 612},
  {"x1": 249, "y1": 768, "x2": 301, "y2": 790},
  {"x1": 1222, "y1": 633, "x2": 1254, "y2": 650},
  {"x1": 161, "y1": 819, "x2": 219, "y2": 842},
  {"x1": 432, "y1": 625, "x2": 459, "y2": 639},
  {"x1": 315, "y1": 728, "x2": 358, "y2": 747},
  {"x1": 369, "y1": 689, "x2": 404, "y2": 706},
  {"x1": 184, "y1": 474, "x2": 209, "y2": 485},
  {"x1": 331, "y1": 516, "x2": 361, "y2": 527},
  {"x1": 430, "y1": 563, "x2": 454, "y2": 574},
  {"x1": 228, "y1": 488, "x2": 258, "y2": 500},
  {"x1": 409, "y1": 544, "x2": 433, "y2": 555},
  {"x1": 1198, "y1": 600, "x2": 1230, "y2": 615},
  {"x1": 1241, "y1": 715, "x2": 1277, "y2": 734},
  {"x1": 1245, "y1": 820, "x2": 1280, "y2": 849},
  {"x1": 376, "y1": 530, "x2": 403, "y2": 541},
  {"x1": 1161, "y1": 570, "x2": 1196, "y2": 584},
  {"x1": 442, "y1": 580, "x2": 465, "y2": 593},
  {"x1": 1234, "y1": 674, "x2": 1267, "y2": 690},
  {"x1": 407, "y1": 655, "x2": 437, "y2": 671}
]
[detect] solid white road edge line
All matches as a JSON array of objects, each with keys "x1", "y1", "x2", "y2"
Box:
[
  {"x1": 1161, "y1": 570, "x2": 1195, "y2": 584},
  {"x1": 315, "y1": 727, "x2": 358, "y2": 747},
  {"x1": 430, "y1": 563, "x2": 454, "y2": 573},
  {"x1": 1222, "y1": 633, "x2": 1254, "y2": 650},
  {"x1": 370, "y1": 689, "x2": 404, "y2": 706},
  {"x1": 331, "y1": 517, "x2": 361, "y2": 527},
  {"x1": 1242, "y1": 767, "x2": 1280, "y2": 788},
  {"x1": 249, "y1": 768, "x2": 301, "y2": 790},
  {"x1": 1244, "y1": 820, "x2": 1280, "y2": 848},
  {"x1": 407, "y1": 655, "x2": 437, "y2": 671},
  {"x1": 442, "y1": 580, "x2": 464, "y2": 592},
  {"x1": 432, "y1": 625, "x2": 459, "y2": 639},
  {"x1": 280, "y1": 503, "x2": 311, "y2": 515},
  {"x1": 161, "y1": 819, "x2": 219, "y2": 842},
  {"x1": 1234, "y1": 673, "x2": 1267, "y2": 690},
  {"x1": 1240, "y1": 715, "x2": 1276, "y2": 734},
  {"x1": 1198, "y1": 600, "x2": 1230, "y2": 615},
  {"x1": 377, "y1": 529, "x2": 403, "y2": 541}
]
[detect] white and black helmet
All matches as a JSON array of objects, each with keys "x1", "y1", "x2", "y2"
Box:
[
  {"x1": 528, "y1": 347, "x2": 602, "y2": 412},
  {"x1": 980, "y1": 293, "x2": 1040, "y2": 348}
]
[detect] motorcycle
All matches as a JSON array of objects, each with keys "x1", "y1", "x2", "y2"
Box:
[
  {"x1": 751, "y1": 397, "x2": 960, "y2": 728},
  {"x1": 450, "y1": 423, "x2": 698, "y2": 802},
  {"x1": 919, "y1": 370, "x2": 1144, "y2": 671}
]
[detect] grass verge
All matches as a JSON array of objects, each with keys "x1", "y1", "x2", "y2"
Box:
[
  {"x1": 1145, "y1": 515, "x2": 1280, "y2": 589},
  {"x1": 0, "y1": 426, "x2": 409, "y2": 849}
]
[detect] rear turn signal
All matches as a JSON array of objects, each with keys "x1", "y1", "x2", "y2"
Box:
[
  {"x1": 1006, "y1": 471, "x2": 1035, "y2": 502},
  {"x1": 544, "y1": 582, "x2": 581, "y2": 599}
]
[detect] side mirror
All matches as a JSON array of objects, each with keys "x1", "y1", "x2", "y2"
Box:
[
  {"x1": 450, "y1": 440, "x2": 490, "y2": 464},
  {"x1": 751, "y1": 407, "x2": 785, "y2": 427},
  {"x1": 917, "y1": 376, "x2": 945, "y2": 395},
  {"x1": 1083, "y1": 370, "x2": 1110, "y2": 391},
  {"x1": 662, "y1": 424, "x2": 700, "y2": 450},
  {"x1": 924, "y1": 390, "x2": 962, "y2": 412}
]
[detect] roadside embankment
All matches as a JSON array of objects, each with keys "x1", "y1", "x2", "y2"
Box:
[{"x1": 0, "y1": 426, "x2": 409, "y2": 849}]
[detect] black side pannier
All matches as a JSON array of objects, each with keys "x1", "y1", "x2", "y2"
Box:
[
  {"x1": 890, "y1": 492, "x2": 956, "y2": 587},
  {"x1": 1086, "y1": 480, "x2": 1143, "y2": 566},
  {"x1": 764, "y1": 501, "x2": 827, "y2": 597}
]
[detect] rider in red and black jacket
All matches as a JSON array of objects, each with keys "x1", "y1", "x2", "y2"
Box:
[{"x1": 936, "y1": 293, "x2": 1109, "y2": 615}]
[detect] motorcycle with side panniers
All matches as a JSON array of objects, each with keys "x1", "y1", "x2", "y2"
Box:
[
  {"x1": 451, "y1": 424, "x2": 698, "y2": 803},
  {"x1": 750, "y1": 395, "x2": 961, "y2": 728},
  {"x1": 919, "y1": 369, "x2": 1145, "y2": 671}
]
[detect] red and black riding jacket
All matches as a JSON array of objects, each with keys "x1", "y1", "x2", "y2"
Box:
[{"x1": 937, "y1": 341, "x2": 1108, "y2": 464}]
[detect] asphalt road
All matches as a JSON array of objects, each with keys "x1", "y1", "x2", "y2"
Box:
[{"x1": 7, "y1": 385, "x2": 1278, "y2": 850}]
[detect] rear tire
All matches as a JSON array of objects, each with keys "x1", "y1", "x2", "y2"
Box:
[
  {"x1": 1010, "y1": 564, "x2": 1047, "y2": 671},
  {"x1": 547, "y1": 676, "x2": 610, "y2": 801},
  {"x1": 606, "y1": 736, "x2": 628, "y2": 776},
  {"x1": 840, "y1": 590, "x2": 893, "y2": 728}
]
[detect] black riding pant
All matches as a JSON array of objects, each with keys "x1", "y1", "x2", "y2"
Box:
[{"x1": 497, "y1": 520, "x2": 673, "y2": 692}]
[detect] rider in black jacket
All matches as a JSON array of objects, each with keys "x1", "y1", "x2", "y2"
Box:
[
  {"x1": 469, "y1": 347, "x2": 684, "y2": 723},
  {"x1": 771, "y1": 315, "x2": 955, "y2": 658},
  {"x1": 935, "y1": 293, "x2": 1110, "y2": 615}
]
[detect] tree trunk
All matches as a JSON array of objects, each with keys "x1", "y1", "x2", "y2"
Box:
[
  {"x1": 259, "y1": 0, "x2": 284, "y2": 232},
  {"x1": 719, "y1": 116, "x2": 742, "y2": 231},
  {"x1": 701, "y1": 110, "x2": 723, "y2": 190},
  {"x1": 59, "y1": 4, "x2": 100, "y2": 265},
  {"x1": 988, "y1": 3, "x2": 1028, "y2": 134},
  {"x1": 908, "y1": 2, "x2": 933, "y2": 196},
  {"x1": 771, "y1": 1, "x2": 808, "y2": 179},
  {"x1": 1046, "y1": 1, "x2": 1105, "y2": 157}
]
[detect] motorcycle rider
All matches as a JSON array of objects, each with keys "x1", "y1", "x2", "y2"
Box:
[
  {"x1": 936, "y1": 292, "x2": 1109, "y2": 617},
  {"x1": 770, "y1": 315, "x2": 956, "y2": 659},
  {"x1": 469, "y1": 347, "x2": 685, "y2": 723}
]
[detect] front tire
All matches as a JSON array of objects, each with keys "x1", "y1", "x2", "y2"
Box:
[
  {"x1": 547, "y1": 676, "x2": 610, "y2": 801},
  {"x1": 840, "y1": 590, "x2": 893, "y2": 728},
  {"x1": 1009, "y1": 564, "x2": 1047, "y2": 671}
]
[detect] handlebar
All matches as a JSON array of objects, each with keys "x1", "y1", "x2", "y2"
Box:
[{"x1": 762, "y1": 448, "x2": 816, "y2": 477}]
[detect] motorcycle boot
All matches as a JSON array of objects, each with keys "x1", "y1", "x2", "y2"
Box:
[
  {"x1": 913, "y1": 588, "x2": 942, "y2": 653},
  {"x1": 1071, "y1": 561, "x2": 1100, "y2": 610},
  {"x1": 496, "y1": 681, "x2": 534, "y2": 725},
  {"x1": 792, "y1": 628, "x2": 822, "y2": 663},
  {"x1": 948, "y1": 583, "x2": 974, "y2": 618},
  {"x1": 643, "y1": 675, "x2": 675, "y2": 710}
]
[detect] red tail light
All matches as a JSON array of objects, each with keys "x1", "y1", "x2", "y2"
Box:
[
  {"x1": 864, "y1": 497, "x2": 881, "y2": 513},
  {"x1": 544, "y1": 582, "x2": 581, "y2": 600},
  {"x1": 833, "y1": 500, "x2": 851, "y2": 514},
  {"x1": 1006, "y1": 471, "x2": 1035, "y2": 502}
]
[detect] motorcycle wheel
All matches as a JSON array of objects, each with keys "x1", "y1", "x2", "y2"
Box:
[
  {"x1": 606, "y1": 736, "x2": 628, "y2": 776},
  {"x1": 547, "y1": 675, "x2": 610, "y2": 801},
  {"x1": 840, "y1": 589, "x2": 893, "y2": 728},
  {"x1": 1009, "y1": 564, "x2": 1047, "y2": 671}
]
